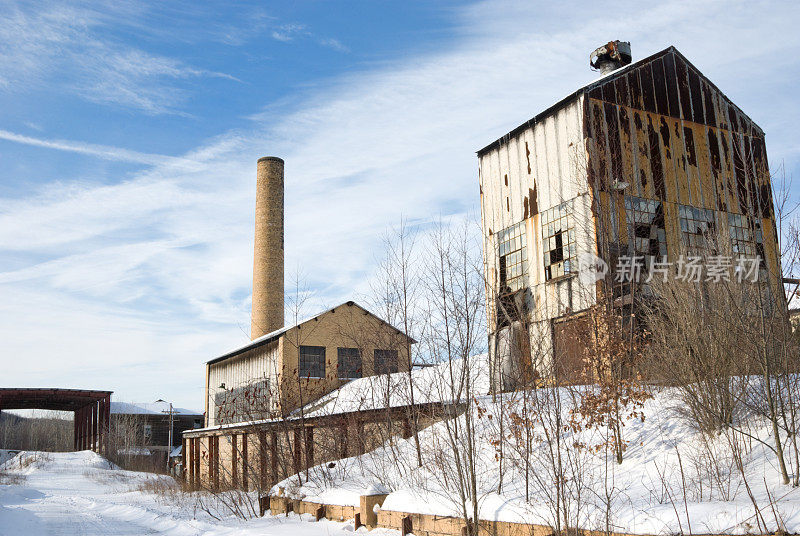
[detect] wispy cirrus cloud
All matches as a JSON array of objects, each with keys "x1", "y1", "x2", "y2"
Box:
[
  {"x1": 270, "y1": 22, "x2": 348, "y2": 52},
  {"x1": 0, "y1": 129, "x2": 200, "y2": 167},
  {"x1": 0, "y1": 0, "x2": 237, "y2": 114},
  {"x1": 271, "y1": 23, "x2": 307, "y2": 42}
]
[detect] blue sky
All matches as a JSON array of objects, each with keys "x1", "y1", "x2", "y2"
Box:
[{"x1": 1, "y1": 0, "x2": 798, "y2": 410}]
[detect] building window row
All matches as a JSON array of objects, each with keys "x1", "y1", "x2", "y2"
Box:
[
  {"x1": 496, "y1": 196, "x2": 766, "y2": 290},
  {"x1": 298, "y1": 346, "x2": 398, "y2": 378}
]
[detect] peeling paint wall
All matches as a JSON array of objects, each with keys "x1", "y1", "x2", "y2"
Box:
[
  {"x1": 584, "y1": 48, "x2": 779, "y2": 287},
  {"x1": 479, "y1": 97, "x2": 597, "y2": 382},
  {"x1": 479, "y1": 46, "x2": 780, "y2": 385}
]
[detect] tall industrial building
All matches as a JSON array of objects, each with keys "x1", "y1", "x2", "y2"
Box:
[{"x1": 478, "y1": 43, "x2": 781, "y2": 389}]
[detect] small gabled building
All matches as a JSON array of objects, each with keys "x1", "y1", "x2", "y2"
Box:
[{"x1": 205, "y1": 301, "x2": 413, "y2": 426}]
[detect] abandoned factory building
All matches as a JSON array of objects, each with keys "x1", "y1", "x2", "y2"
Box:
[
  {"x1": 479, "y1": 42, "x2": 782, "y2": 389},
  {"x1": 182, "y1": 42, "x2": 782, "y2": 493}
]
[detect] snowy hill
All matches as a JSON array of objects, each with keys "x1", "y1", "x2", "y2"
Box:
[{"x1": 274, "y1": 370, "x2": 800, "y2": 535}]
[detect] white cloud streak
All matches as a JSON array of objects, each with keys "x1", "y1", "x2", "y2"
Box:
[
  {"x1": 0, "y1": 0, "x2": 237, "y2": 114},
  {"x1": 0, "y1": 129, "x2": 198, "y2": 166}
]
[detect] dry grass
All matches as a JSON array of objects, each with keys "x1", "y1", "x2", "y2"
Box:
[{"x1": 0, "y1": 471, "x2": 25, "y2": 485}]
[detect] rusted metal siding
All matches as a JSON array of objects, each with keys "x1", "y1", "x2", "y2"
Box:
[
  {"x1": 479, "y1": 46, "x2": 780, "y2": 384},
  {"x1": 479, "y1": 97, "x2": 599, "y2": 383},
  {"x1": 583, "y1": 47, "x2": 778, "y2": 283}
]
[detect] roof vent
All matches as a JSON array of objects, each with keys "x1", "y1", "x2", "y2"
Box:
[{"x1": 590, "y1": 41, "x2": 632, "y2": 75}]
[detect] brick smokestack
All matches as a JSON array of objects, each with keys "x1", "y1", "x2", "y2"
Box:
[{"x1": 251, "y1": 156, "x2": 284, "y2": 340}]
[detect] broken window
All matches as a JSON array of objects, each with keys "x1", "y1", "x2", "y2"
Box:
[
  {"x1": 728, "y1": 213, "x2": 766, "y2": 269},
  {"x1": 542, "y1": 199, "x2": 576, "y2": 281},
  {"x1": 374, "y1": 349, "x2": 398, "y2": 374},
  {"x1": 625, "y1": 196, "x2": 667, "y2": 264},
  {"x1": 497, "y1": 221, "x2": 527, "y2": 292},
  {"x1": 337, "y1": 347, "x2": 362, "y2": 379},
  {"x1": 299, "y1": 345, "x2": 325, "y2": 378},
  {"x1": 679, "y1": 205, "x2": 717, "y2": 255}
]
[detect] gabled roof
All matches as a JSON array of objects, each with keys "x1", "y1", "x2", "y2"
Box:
[
  {"x1": 207, "y1": 300, "x2": 415, "y2": 366},
  {"x1": 477, "y1": 45, "x2": 761, "y2": 157}
]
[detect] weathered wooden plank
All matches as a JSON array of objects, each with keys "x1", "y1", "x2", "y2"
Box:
[
  {"x1": 688, "y1": 67, "x2": 704, "y2": 124},
  {"x1": 682, "y1": 123, "x2": 701, "y2": 206},
  {"x1": 652, "y1": 57, "x2": 669, "y2": 116},
  {"x1": 671, "y1": 119, "x2": 691, "y2": 206},
  {"x1": 675, "y1": 56, "x2": 691, "y2": 122},
  {"x1": 707, "y1": 127, "x2": 727, "y2": 212},
  {"x1": 663, "y1": 52, "x2": 680, "y2": 119},
  {"x1": 617, "y1": 106, "x2": 636, "y2": 198},
  {"x1": 639, "y1": 63, "x2": 656, "y2": 114},
  {"x1": 647, "y1": 113, "x2": 666, "y2": 200}
]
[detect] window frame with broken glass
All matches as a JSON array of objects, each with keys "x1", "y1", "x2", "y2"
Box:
[
  {"x1": 624, "y1": 195, "x2": 667, "y2": 265},
  {"x1": 679, "y1": 204, "x2": 717, "y2": 255},
  {"x1": 541, "y1": 199, "x2": 576, "y2": 281}
]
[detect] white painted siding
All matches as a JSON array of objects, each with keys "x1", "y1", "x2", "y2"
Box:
[
  {"x1": 207, "y1": 339, "x2": 280, "y2": 426},
  {"x1": 479, "y1": 96, "x2": 598, "y2": 378}
]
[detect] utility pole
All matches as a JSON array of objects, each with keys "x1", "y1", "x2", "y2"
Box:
[{"x1": 161, "y1": 402, "x2": 175, "y2": 472}]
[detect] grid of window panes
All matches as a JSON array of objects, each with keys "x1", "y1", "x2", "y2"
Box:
[
  {"x1": 542, "y1": 199, "x2": 576, "y2": 281},
  {"x1": 625, "y1": 196, "x2": 667, "y2": 262},
  {"x1": 374, "y1": 349, "x2": 399, "y2": 374},
  {"x1": 728, "y1": 213, "x2": 767, "y2": 270},
  {"x1": 299, "y1": 345, "x2": 325, "y2": 378},
  {"x1": 679, "y1": 205, "x2": 716, "y2": 254},
  {"x1": 337, "y1": 347, "x2": 362, "y2": 379},
  {"x1": 497, "y1": 221, "x2": 527, "y2": 292},
  {"x1": 728, "y1": 213, "x2": 762, "y2": 257}
]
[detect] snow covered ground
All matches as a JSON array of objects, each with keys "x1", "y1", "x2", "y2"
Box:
[
  {"x1": 272, "y1": 358, "x2": 800, "y2": 535},
  {"x1": 0, "y1": 450, "x2": 389, "y2": 536}
]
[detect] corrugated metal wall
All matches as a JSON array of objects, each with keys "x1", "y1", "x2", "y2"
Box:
[
  {"x1": 479, "y1": 46, "x2": 780, "y2": 384},
  {"x1": 584, "y1": 47, "x2": 779, "y2": 281},
  {"x1": 207, "y1": 339, "x2": 280, "y2": 426},
  {"x1": 479, "y1": 98, "x2": 597, "y2": 326}
]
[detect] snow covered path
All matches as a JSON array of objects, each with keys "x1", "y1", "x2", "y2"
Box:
[{"x1": 0, "y1": 450, "x2": 386, "y2": 536}]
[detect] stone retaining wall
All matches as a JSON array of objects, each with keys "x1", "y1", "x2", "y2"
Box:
[{"x1": 262, "y1": 495, "x2": 741, "y2": 536}]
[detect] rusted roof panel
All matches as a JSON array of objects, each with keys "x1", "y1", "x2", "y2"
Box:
[
  {"x1": 477, "y1": 46, "x2": 764, "y2": 157},
  {"x1": 0, "y1": 388, "x2": 112, "y2": 411}
]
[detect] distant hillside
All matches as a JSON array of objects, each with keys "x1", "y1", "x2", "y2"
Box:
[{"x1": 0, "y1": 411, "x2": 72, "y2": 452}]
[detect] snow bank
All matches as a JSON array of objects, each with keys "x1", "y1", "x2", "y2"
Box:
[
  {"x1": 274, "y1": 367, "x2": 800, "y2": 535},
  {"x1": 299, "y1": 353, "x2": 490, "y2": 418}
]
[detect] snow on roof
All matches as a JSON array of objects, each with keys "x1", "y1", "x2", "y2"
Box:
[
  {"x1": 110, "y1": 401, "x2": 202, "y2": 416},
  {"x1": 296, "y1": 353, "x2": 490, "y2": 419},
  {"x1": 189, "y1": 354, "x2": 490, "y2": 433}
]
